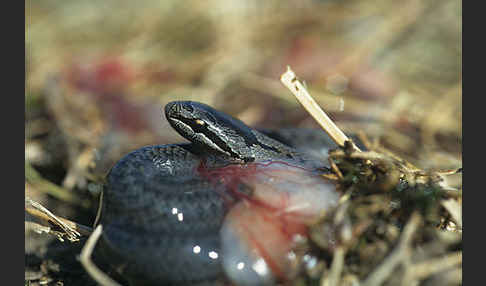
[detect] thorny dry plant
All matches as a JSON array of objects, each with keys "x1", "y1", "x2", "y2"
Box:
[
  {"x1": 281, "y1": 67, "x2": 462, "y2": 286},
  {"x1": 297, "y1": 145, "x2": 462, "y2": 286}
]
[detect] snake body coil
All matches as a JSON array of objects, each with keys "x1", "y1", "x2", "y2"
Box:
[{"x1": 96, "y1": 101, "x2": 339, "y2": 285}]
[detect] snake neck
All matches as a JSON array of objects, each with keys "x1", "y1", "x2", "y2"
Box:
[{"x1": 165, "y1": 101, "x2": 327, "y2": 170}]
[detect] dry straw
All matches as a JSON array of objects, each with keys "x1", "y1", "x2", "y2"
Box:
[{"x1": 280, "y1": 66, "x2": 361, "y2": 152}]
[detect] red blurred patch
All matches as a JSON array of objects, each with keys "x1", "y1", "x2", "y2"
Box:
[
  {"x1": 63, "y1": 57, "x2": 156, "y2": 134},
  {"x1": 65, "y1": 56, "x2": 135, "y2": 95},
  {"x1": 265, "y1": 34, "x2": 396, "y2": 100}
]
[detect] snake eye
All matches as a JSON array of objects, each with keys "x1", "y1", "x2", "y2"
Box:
[{"x1": 195, "y1": 119, "x2": 205, "y2": 126}]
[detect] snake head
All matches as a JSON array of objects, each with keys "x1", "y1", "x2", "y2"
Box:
[{"x1": 165, "y1": 101, "x2": 259, "y2": 162}]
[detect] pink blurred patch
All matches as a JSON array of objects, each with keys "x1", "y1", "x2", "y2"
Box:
[
  {"x1": 264, "y1": 35, "x2": 396, "y2": 100},
  {"x1": 63, "y1": 56, "x2": 161, "y2": 135},
  {"x1": 200, "y1": 161, "x2": 338, "y2": 283},
  {"x1": 348, "y1": 66, "x2": 396, "y2": 100},
  {"x1": 66, "y1": 56, "x2": 135, "y2": 95},
  {"x1": 223, "y1": 202, "x2": 306, "y2": 280}
]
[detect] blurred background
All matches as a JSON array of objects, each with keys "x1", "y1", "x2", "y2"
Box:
[{"x1": 25, "y1": 0, "x2": 461, "y2": 284}]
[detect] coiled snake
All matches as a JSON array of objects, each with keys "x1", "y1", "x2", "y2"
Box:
[{"x1": 95, "y1": 101, "x2": 340, "y2": 285}]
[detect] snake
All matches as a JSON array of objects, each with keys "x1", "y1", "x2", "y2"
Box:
[{"x1": 94, "y1": 101, "x2": 341, "y2": 286}]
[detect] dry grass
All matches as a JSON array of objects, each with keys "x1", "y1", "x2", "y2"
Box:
[{"x1": 26, "y1": 0, "x2": 461, "y2": 285}]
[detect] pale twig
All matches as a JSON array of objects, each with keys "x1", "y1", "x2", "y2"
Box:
[
  {"x1": 280, "y1": 66, "x2": 360, "y2": 151},
  {"x1": 25, "y1": 197, "x2": 84, "y2": 242},
  {"x1": 328, "y1": 158, "x2": 343, "y2": 180},
  {"x1": 441, "y1": 198, "x2": 462, "y2": 229},
  {"x1": 402, "y1": 252, "x2": 462, "y2": 285},
  {"x1": 25, "y1": 205, "x2": 93, "y2": 237},
  {"x1": 435, "y1": 168, "x2": 462, "y2": 176},
  {"x1": 80, "y1": 225, "x2": 122, "y2": 286},
  {"x1": 361, "y1": 212, "x2": 421, "y2": 286},
  {"x1": 356, "y1": 130, "x2": 374, "y2": 150},
  {"x1": 321, "y1": 246, "x2": 346, "y2": 286},
  {"x1": 25, "y1": 221, "x2": 52, "y2": 236}
]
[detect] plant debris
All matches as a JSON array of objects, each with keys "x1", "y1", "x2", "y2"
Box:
[
  {"x1": 26, "y1": 1, "x2": 461, "y2": 285},
  {"x1": 279, "y1": 68, "x2": 461, "y2": 286}
]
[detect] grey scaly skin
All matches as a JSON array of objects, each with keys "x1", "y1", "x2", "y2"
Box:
[
  {"x1": 164, "y1": 101, "x2": 329, "y2": 170},
  {"x1": 95, "y1": 101, "x2": 334, "y2": 285}
]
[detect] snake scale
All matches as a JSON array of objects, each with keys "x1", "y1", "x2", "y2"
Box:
[{"x1": 94, "y1": 101, "x2": 341, "y2": 285}]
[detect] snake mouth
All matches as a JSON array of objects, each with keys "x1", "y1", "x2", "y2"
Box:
[
  {"x1": 170, "y1": 116, "x2": 242, "y2": 160},
  {"x1": 165, "y1": 102, "x2": 200, "y2": 138},
  {"x1": 165, "y1": 101, "x2": 245, "y2": 160}
]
